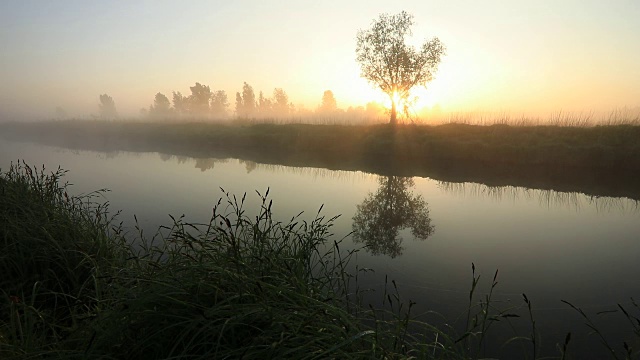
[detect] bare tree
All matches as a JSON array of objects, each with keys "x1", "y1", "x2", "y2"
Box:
[{"x1": 356, "y1": 11, "x2": 445, "y2": 124}]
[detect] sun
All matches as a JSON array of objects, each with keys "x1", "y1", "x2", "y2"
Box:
[
  {"x1": 392, "y1": 91, "x2": 402, "y2": 108},
  {"x1": 343, "y1": 76, "x2": 441, "y2": 113}
]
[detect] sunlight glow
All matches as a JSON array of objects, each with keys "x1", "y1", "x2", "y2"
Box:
[
  {"x1": 410, "y1": 87, "x2": 438, "y2": 109},
  {"x1": 392, "y1": 91, "x2": 401, "y2": 109}
]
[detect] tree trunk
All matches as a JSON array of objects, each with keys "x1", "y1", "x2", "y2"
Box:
[{"x1": 390, "y1": 100, "x2": 397, "y2": 125}]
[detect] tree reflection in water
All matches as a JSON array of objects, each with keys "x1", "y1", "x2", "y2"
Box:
[{"x1": 352, "y1": 176, "x2": 434, "y2": 258}]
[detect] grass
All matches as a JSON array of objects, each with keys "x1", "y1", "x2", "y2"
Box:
[
  {"x1": 3, "y1": 118, "x2": 640, "y2": 170},
  {"x1": 2, "y1": 118, "x2": 640, "y2": 200},
  {"x1": 0, "y1": 162, "x2": 451, "y2": 359},
  {"x1": 2, "y1": 162, "x2": 640, "y2": 359}
]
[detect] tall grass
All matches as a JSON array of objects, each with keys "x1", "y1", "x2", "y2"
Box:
[
  {"x1": 0, "y1": 161, "x2": 126, "y2": 357},
  {"x1": 0, "y1": 162, "x2": 455, "y2": 359},
  {"x1": 2, "y1": 162, "x2": 640, "y2": 359}
]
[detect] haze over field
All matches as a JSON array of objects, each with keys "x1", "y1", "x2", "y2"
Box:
[{"x1": 1, "y1": 0, "x2": 639, "y2": 120}]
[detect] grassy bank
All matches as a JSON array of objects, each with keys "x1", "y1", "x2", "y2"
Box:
[
  {"x1": 3, "y1": 120, "x2": 640, "y2": 170},
  {"x1": 0, "y1": 162, "x2": 455, "y2": 359},
  {"x1": 2, "y1": 120, "x2": 640, "y2": 200},
  {"x1": 3, "y1": 162, "x2": 640, "y2": 359}
]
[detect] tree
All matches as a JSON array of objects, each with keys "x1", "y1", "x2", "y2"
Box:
[
  {"x1": 235, "y1": 92, "x2": 244, "y2": 118},
  {"x1": 236, "y1": 82, "x2": 256, "y2": 118},
  {"x1": 272, "y1": 88, "x2": 290, "y2": 117},
  {"x1": 188, "y1": 82, "x2": 212, "y2": 116},
  {"x1": 257, "y1": 91, "x2": 272, "y2": 118},
  {"x1": 352, "y1": 176, "x2": 434, "y2": 258},
  {"x1": 356, "y1": 11, "x2": 445, "y2": 124},
  {"x1": 318, "y1": 90, "x2": 337, "y2": 113},
  {"x1": 149, "y1": 92, "x2": 172, "y2": 118},
  {"x1": 98, "y1": 94, "x2": 118, "y2": 119},
  {"x1": 242, "y1": 82, "x2": 256, "y2": 117},
  {"x1": 210, "y1": 90, "x2": 229, "y2": 119},
  {"x1": 54, "y1": 106, "x2": 67, "y2": 119},
  {"x1": 172, "y1": 91, "x2": 188, "y2": 117}
]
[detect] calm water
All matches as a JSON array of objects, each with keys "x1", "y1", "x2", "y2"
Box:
[{"x1": 2, "y1": 138, "x2": 639, "y2": 358}]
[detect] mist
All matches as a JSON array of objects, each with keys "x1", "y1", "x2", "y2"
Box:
[
  {"x1": 2, "y1": 1, "x2": 640, "y2": 122},
  {"x1": 2, "y1": 2, "x2": 640, "y2": 359}
]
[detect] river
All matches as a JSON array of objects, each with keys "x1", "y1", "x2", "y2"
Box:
[{"x1": 2, "y1": 138, "x2": 639, "y2": 358}]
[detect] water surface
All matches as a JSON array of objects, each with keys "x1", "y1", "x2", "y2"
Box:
[{"x1": 2, "y1": 138, "x2": 639, "y2": 358}]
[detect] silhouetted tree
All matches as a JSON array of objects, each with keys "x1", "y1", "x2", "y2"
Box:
[
  {"x1": 54, "y1": 106, "x2": 67, "y2": 119},
  {"x1": 352, "y1": 176, "x2": 434, "y2": 258},
  {"x1": 356, "y1": 11, "x2": 445, "y2": 124},
  {"x1": 188, "y1": 82, "x2": 212, "y2": 116},
  {"x1": 272, "y1": 88, "x2": 291, "y2": 117},
  {"x1": 235, "y1": 92, "x2": 244, "y2": 117},
  {"x1": 210, "y1": 90, "x2": 229, "y2": 119},
  {"x1": 318, "y1": 90, "x2": 338, "y2": 113},
  {"x1": 172, "y1": 91, "x2": 188, "y2": 117},
  {"x1": 235, "y1": 82, "x2": 256, "y2": 118},
  {"x1": 98, "y1": 94, "x2": 118, "y2": 119},
  {"x1": 149, "y1": 92, "x2": 172, "y2": 118},
  {"x1": 257, "y1": 91, "x2": 272, "y2": 118}
]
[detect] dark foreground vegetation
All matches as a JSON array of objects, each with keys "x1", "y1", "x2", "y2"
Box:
[
  {"x1": 2, "y1": 162, "x2": 640, "y2": 359},
  {"x1": 2, "y1": 120, "x2": 640, "y2": 200}
]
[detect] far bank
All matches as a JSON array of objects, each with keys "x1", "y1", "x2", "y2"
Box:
[{"x1": 2, "y1": 119, "x2": 640, "y2": 200}]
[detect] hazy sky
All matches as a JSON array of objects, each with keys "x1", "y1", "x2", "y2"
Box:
[{"x1": 1, "y1": 0, "x2": 639, "y2": 119}]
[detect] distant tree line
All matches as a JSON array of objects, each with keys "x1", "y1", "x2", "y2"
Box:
[
  {"x1": 90, "y1": 83, "x2": 389, "y2": 123},
  {"x1": 144, "y1": 82, "x2": 229, "y2": 120},
  {"x1": 235, "y1": 82, "x2": 296, "y2": 119}
]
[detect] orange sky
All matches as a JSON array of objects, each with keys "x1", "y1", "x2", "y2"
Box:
[{"x1": 1, "y1": 1, "x2": 639, "y2": 120}]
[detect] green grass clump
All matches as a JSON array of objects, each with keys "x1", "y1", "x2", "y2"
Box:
[
  {"x1": 0, "y1": 161, "x2": 126, "y2": 357},
  {"x1": 87, "y1": 192, "x2": 379, "y2": 359},
  {"x1": 0, "y1": 162, "x2": 455, "y2": 359}
]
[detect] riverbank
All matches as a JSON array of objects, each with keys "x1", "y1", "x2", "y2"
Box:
[
  {"x1": 2, "y1": 120, "x2": 640, "y2": 200},
  {"x1": 0, "y1": 162, "x2": 423, "y2": 358},
  {"x1": 3, "y1": 162, "x2": 640, "y2": 358}
]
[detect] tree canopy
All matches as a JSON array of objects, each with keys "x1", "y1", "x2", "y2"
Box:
[
  {"x1": 356, "y1": 11, "x2": 445, "y2": 124},
  {"x1": 210, "y1": 90, "x2": 229, "y2": 119},
  {"x1": 188, "y1": 82, "x2": 212, "y2": 115},
  {"x1": 236, "y1": 82, "x2": 256, "y2": 118},
  {"x1": 149, "y1": 92, "x2": 172, "y2": 118},
  {"x1": 98, "y1": 94, "x2": 118, "y2": 119},
  {"x1": 318, "y1": 90, "x2": 337, "y2": 113}
]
